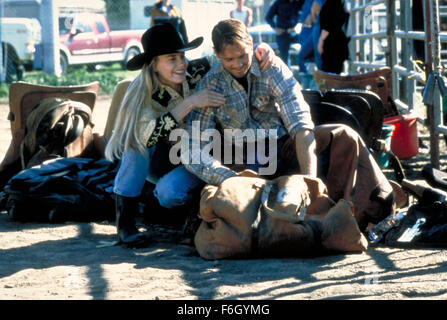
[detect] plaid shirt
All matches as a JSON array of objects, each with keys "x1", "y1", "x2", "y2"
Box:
[{"x1": 184, "y1": 56, "x2": 314, "y2": 185}]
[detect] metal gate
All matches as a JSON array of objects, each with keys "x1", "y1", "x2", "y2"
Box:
[{"x1": 347, "y1": 0, "x2": 447, "y2": 168}]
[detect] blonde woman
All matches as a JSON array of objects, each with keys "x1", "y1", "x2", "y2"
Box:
[{"x1": 105, "y1": 23, "x2": 274, "y2": 247}]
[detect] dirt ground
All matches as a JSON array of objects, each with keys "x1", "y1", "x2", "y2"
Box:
[{"x1": 1, "y1": 92, "x2": 447, "y2": 302}]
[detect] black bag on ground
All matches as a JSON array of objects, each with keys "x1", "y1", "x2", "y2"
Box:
[
  {"x1": 421, "y1": 164, "x2": 447, "y2": 192},
  {"x1": 383, "y1": 179, "x2": 447, "y2": 248},
  {"x1": 1, "y1": 157, "x2": 118, "y2": 223},
  {"x1": 384, "y1": 199, "x2": 447, "y2": 248}
]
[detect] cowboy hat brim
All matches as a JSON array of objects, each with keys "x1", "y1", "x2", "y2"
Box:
[{"x1": 126, "y1": 36, "x2": 204, "y2": 71}]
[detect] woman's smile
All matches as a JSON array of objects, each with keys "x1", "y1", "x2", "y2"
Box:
[{"x1": 155, "y1": 53, "x2": 188, "y2": 89}]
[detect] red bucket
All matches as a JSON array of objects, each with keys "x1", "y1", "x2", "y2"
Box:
[{"x1": 383, "y1": 113, "x2": 419, "y2": 159}]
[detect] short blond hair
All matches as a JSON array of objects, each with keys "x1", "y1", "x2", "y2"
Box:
[{"x1": 212, "y1": 19, "x2": 253, "y2": 53}]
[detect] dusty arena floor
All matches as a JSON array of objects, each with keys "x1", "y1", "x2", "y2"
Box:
[{"x1": 0, "y1": 92, "x2": 447, "y2": 302}]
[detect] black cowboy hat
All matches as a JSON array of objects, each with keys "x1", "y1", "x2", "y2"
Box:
[{"x1": 126, "y1": 23, "x2": 203, "y2": 70}]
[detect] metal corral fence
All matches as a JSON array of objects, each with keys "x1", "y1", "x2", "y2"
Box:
[{"x1": 346, "y1": 0, "x2": 447, "y2": 168}]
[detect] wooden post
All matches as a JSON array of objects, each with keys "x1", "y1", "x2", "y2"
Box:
[
  {"x1": 40, "y1": 0, "x2": 61, "y2": 76},
  {"x1": 424, "y1": 0, "x2": 441, "y2": 168}
]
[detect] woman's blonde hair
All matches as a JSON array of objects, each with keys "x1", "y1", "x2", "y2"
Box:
[{"x1": 105, "y1": 61, "x2": 160, "y2": 161}]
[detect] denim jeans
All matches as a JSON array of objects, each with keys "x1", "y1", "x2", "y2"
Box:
[
  {"x1": 298, "y1": 25, "x2": 313, "y2": 46},
  {"x1": 296, "y1": 25, "x2": 322, "y2": 72},
  {"x1": 296, "y1": 26, "x2": 314, "y2": 72},
  {"x1": 276, "y1": 32, "x2": 299, "y2": 66},
  {"x1": 114, "y1": 143, "x2": 205, "y2": 209}
]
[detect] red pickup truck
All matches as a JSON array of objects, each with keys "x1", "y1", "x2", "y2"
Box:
[{"x1": 57, "y1": 13, "x2": 145, "y2": 74}]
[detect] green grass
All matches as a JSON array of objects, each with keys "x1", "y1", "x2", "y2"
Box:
[{"x1": 0, "y1": 63, "x2": 139, "y2": 98}]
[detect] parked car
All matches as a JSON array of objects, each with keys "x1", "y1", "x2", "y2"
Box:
[
  {"x1": 0, "y1": 17, "x2": 41, "y2": 82},
  {"x1": 34, "y1": 13, "x2": 145, "y2": 75},
  {"x1": 248, "y1": 23, "x2": 300, "y2": 65}
]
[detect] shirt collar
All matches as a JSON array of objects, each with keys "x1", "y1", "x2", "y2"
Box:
[
  {"x1": 158, "y1": 80, "x2": 189, "y2": 98},
  {"x1": 217, "y1": 54, "x2": 262, "y2": 86},
  {"x1": 152, "y1": 80, "x2": 189, "y2": 106}
]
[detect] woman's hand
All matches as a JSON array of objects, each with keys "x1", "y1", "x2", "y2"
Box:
[
  {"x1": 170, "y1": 89, "x2": 225, "y2": 122},
  {"x1": 255, "y1": 42, "x2": 275, "y2": 70},
  {"x1": 187, "y1": 88, "x2": 226, "y2": 109}
]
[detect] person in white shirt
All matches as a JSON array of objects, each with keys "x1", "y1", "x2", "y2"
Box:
[{"x1": 230, "y1": 0, "x2": 253, "y2": 27}]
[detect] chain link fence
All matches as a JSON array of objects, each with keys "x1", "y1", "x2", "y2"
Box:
[{"x1": 345, "y1": 0, "x2": 447, "y2": 168}]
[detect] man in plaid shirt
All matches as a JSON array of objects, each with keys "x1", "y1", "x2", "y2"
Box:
[
  {"x1": 181, "y1": 18, "x2": 397, "y2": 232},
  {"x1": 183, "y1": 18, "x2": 316, "y2": 186}
]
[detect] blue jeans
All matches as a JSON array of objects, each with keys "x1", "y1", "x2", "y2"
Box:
[
  {"x1": 296, "y1": 26, "x2": 314, "y2": 72},
  {"x1": 114, "y1": 143, "x2": 204, "y2": 209},
  {"x1": 276, "y1": 32, "x2": 299, "y2": 66},
  {"x1": 298, "y1": 25, "x2": 313, "y2": 45}
]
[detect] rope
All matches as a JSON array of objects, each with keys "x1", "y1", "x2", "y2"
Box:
[{"x1": 422, "y1": 72, "x2": 447, "y2": 105}]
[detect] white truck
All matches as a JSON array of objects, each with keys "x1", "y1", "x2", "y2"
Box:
[{"x1": 0, "y1": 17, "x2": 41, "y2": 82}]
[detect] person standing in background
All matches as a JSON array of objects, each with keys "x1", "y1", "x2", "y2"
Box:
[
  {"x1": 307, "y1": 0, "x2": 326, "y2": 71},
  {"x1": 151, "y1": 0, "x2": 188, "y2": 42},
  {"x1": 294, "y1": 0, "x2": 325, "y2": 72},
  {"x1": 266, "y1": 0, "x2": 304, "y2": 66},
  {"x1": 317, "y1": 0, "x2": 350, "y2": 74},
  {"x1": 295, "y1": 0, "x2": 316, "y2": 73},
  {"x1": 230, "y1": 0, "x2": 253, "y2": 27},
  {"x1": 151, "y1": 0, "x2": 183, "y2": 25}
]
